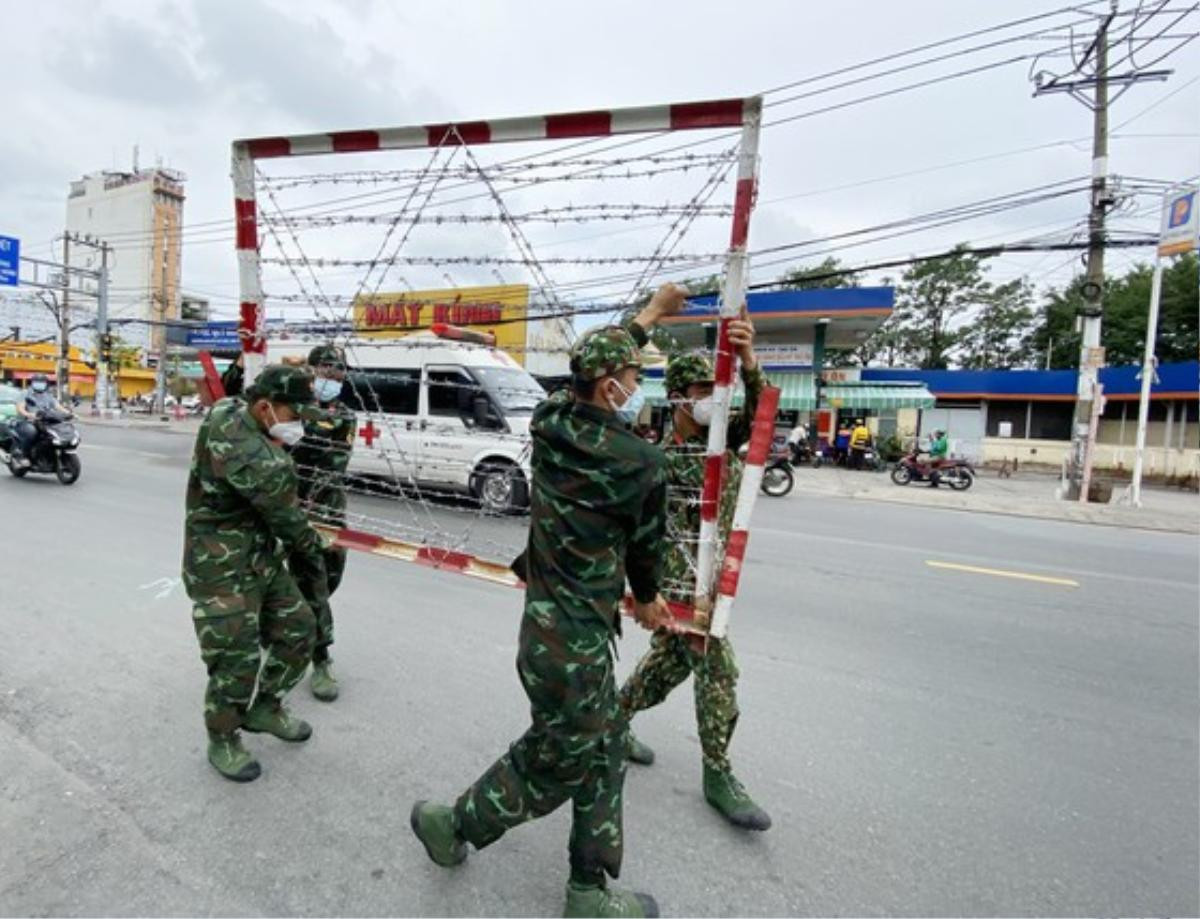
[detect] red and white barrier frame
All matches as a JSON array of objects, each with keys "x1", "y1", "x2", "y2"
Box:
[
  {"x1": 231, "y1": 95, "x2": 762, "y2": 388},
  {"x1": 691, "y1": 100, "x2": 763, "y2": 630},
  {"x1": 709, "y1": 385, "x2": 780, "y2": 640},
  {"x1": 233, "y1": 96, "x2": 766, "y2": 627}
]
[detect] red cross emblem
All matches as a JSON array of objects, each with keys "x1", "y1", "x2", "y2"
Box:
[{"x1": 358, "y1": 420, "x2": 379, "y2": 447}]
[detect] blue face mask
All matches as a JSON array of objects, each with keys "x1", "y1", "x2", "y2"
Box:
[
  {"x1": 609, "y1": 379, "x2": 645, "y2": 426},
  {"x1": 31, "y1": 382, "x2": 48, "y2": 393},
  {"x1": 314, "y1": 377, "x2": 342, "y2": 403}
]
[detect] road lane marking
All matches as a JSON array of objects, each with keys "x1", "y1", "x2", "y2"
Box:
[
  {"x1": 925, "y1": 560, "x2": 1079, "y2": 588},
  {"x1": 753, "y1": 525, "x2": 1199, "y2": 590}
]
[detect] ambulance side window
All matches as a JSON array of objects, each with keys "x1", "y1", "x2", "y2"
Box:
[
  {"x1": 427, "y1": 367, "x2": 479, "y2": 418},
  {"x1": 341, "y1": 368, "x2": 419, "y2": 415}
]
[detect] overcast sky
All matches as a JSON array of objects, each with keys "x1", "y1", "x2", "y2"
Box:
[{"x1": 3, "y1": 0, "x2": 1197, "y2": 328}]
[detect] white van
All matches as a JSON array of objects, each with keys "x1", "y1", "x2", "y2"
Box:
[{"x1": 269, "y1": 331, "x2": 545, "y2": 513}]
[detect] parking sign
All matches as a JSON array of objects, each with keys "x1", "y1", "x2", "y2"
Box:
[{"x1": 0, "y1": 235, "x2": 18, "y2": 286}]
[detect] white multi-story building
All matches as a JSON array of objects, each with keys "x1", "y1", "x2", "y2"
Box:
[{"x1": 65, "y1": 168, "x2": 185, "y2": 360}]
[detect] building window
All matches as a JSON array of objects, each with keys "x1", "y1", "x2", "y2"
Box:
[
  {"x1": 1029, "y1": 402, "x2": 1074, "y2": 440},
  {"x1": 986, "y1": 401, "x2": 1028, "y2": 437}
]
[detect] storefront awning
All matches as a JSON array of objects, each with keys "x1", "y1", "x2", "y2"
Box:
[
  {"x1": 643, "y1": 371, "x2": 816, "y2": 410},
  {"x1": 643, "y1": 373, "x2": 933, "y2": 412},
  {"x1": 825, "y1": 382, "x2": 935, "y2": 411}
]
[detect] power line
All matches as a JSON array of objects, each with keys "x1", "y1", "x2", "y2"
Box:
[{"x1": 82, "y1": 7, "x2": 1101, "y2": 251}]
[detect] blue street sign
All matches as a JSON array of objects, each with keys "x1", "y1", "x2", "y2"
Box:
[
  {"x1": 185, "y1": 320, "x2": 242, "y2": 350},
  {"x1": 0, "y1": 235, "x2": 19, "y2": 286}
]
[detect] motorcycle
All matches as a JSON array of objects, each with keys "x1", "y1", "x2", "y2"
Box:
[
  {"x1": 890, "y1": 450, "x2": 973, "y2": 490},
  {"x1": 760, "y1": 449, "x2": 795, "y2": 497},
  {"x1": 788, "y1": 439, "x2": 824, "y2": 469},
  {"x1": 0, "y1": 409, "x2": 83, "y2": 485},
  {"x1": 849, "y1": 444, "x2": 884, "y2": 472}
]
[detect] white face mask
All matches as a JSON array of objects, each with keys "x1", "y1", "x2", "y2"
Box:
[
  {"x1": 267, "y1": 405, "x2": 305, "y2": 446},
  {"x1": 314, "y1": 377, "x2": 342, "y2": 403},
  {"x1": 689, "y1": 395, "x2": 715, "y2": 427},
  {"x1": 607, "y1": 378, "x2": 645, "y2": 425}
]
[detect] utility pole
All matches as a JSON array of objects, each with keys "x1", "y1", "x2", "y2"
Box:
[
  {"x1": 1071, "y1": 25, "x2": 1110, "y2": 503},
  {"x1": 59, "y1": 235, "x2": 71, "y2": 400},
  {"x1": 97, "y1": 241, "x2": 112, "y2": 413},
  {"x1": 155, "y1": 249, "x2": 169, "y2": 416},
  {"x1": 1031, "y1": 2, "x2": 1173, "y2": 501},
  {"x1": 67, "y1": 233, "x2": 115, "y2": 413}
]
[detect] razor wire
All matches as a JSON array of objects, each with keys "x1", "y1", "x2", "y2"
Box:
[{"x1": 245, "y1": 130, "x2": 743, "y2": 569}]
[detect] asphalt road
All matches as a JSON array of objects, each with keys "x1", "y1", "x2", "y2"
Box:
[{"x1": 0, "y1": 423, "x2": 1196, "y2": 917}]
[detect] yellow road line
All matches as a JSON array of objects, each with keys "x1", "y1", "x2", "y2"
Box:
[{"x1": 925, "y1": 560, "x2": 1080, "y2": 588}]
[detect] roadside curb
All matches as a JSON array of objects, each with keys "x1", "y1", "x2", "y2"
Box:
[{"x1": 789, "y1": 483, "x2": 1199, "y2": 535}]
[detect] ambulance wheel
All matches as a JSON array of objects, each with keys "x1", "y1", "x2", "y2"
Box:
[{"x1": 473, "y1": 460, "x2": 522, "y2": 515}]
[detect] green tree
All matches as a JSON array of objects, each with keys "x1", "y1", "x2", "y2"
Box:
[
  {"x1": 777, "y1": 256, "x2": 863, "y2": 290},
  {"x1": 956, "y1": 277, "x2": 1036, "y2": 369},
  {"x1": 1026, "y1": 252, "x2": 1198, "y2": 368},
  {"x1": 893, "y1": 245, "x2": 991, "y2": 369}
]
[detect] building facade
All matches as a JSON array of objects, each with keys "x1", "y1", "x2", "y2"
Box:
[
  {"x1": 65, "y1": 168, "x2": 186, "y2": 360},
  {"x1": 864, "y1": 363, "x2": 1200, "y2": 479}
]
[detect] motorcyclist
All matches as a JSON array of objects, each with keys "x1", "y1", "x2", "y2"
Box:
[
  {"x1": 786, "y1": 419, "x2": 809, "y2": 464},
  {"x1": 12, "y1": 374, "x2": 71, "y2": 466},
  {"x1": 923, "y1": 429, "x2": 949, "y2": 486}
]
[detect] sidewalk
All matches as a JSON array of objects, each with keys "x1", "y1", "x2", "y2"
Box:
[
  {"x1": 787, "y1": 465, "x2": 1200, "y2": 535},
  {"x1": 75, "y1": 412, "x2": 203, "y2": 437}
]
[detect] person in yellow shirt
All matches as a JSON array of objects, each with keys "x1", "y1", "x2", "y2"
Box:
[{"x1": 848, "y1": 418, "x2": 872, "y2": 469}]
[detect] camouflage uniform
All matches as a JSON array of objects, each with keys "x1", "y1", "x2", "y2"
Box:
[
  {"x1": 223, "y1": 352, "x2": 355, "y2": 660},
  {"x1": 619, "y1": 325, "x2": 766, "y2": 775},
  {"x1": 183, "y1": 366, "x2": 330, "y2": 736},
  {"x1": 450, "y1": 326, "x2": 669, "y2": 885}
]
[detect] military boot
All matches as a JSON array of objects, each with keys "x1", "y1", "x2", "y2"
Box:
[
  {"x1": 206, "y1": 732, "x2": 261, "y2": 783},
  {"x1": 626, "y1": 733, "x2": 655, "y2": 766},
  {"x1": 243, "y1": 698, "x2": 312, "y2": 742},
  {"x1": 409, "y1": 801, "x2": 468, "y2": 867},
  {"x1": 310, "y1": 660, "x2": 339, "y2": 702},
  {"x1": 703, "y1": 763, "x2": 772, "y2": 831},
  {"x1": 563, "y1": 881, "x2": 659, "y2": 918}
]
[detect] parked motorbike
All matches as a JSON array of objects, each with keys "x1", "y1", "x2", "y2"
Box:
[
  {"x1": 0, "y1": 409, "x2": 83, "y2": 485},
  {"x1": 788, "y1": 440, "x2": 824, "y2": 469},
  {"x1": 761, "y1": 450, "x2": 795, "y2": 497},
  {"x1": 890, "y1": 450, "x2": 973, "y2": 490},
  {"x1": 850, "y1": 444, "x2": 885, "y2": 472}
]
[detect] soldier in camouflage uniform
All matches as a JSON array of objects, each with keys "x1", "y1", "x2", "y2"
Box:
[
  {"x1": 618, "y1": 312, "x2": 774, "y2": 832},
  {"x1": 183, "y1": 364, "x2": 331, "y2": 782},
  {"x1": 410, "y1": 285, "x2": 688, "y2": 918},
  {"x1": 223, "y1": 345, "x2": 357, "y2": 701}
]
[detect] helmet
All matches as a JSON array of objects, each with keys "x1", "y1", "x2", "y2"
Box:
[
  {"x1": 245, "y1": 364, "x2": 321, "y2": 418},
  {"x1": 307, "y1": 343, "x2": 347, "y2": 369},
  {"x1": 31, "y1": 373, "x2": 48, "y2": 384},
  {"x1": 664, "y1": 353, "x2": 714, "y2": 396},
  {"x1": 569, "y1": 326, "x2": 641, "y2": 381}
]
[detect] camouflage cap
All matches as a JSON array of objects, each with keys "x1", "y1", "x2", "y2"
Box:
[
  {"x1": 307, "y1": 343, "x2": 347, "y2": 368},
  {"x1": 665, "y1": 352, "x2": 714, "y2": 395},
  {"x1": 569, "y1": 325, "x2": 642, "y2": 381},
  {"x1": 245, "y1": 364, "x2": 321, "y2": 419}
]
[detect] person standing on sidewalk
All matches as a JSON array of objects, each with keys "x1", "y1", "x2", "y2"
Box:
[
  {"x1": 617, "y1": 309, "x2": 773, "y2": 833},
  {"x1": 849, "y1": 418, "x2": 871, "y2": 470}
]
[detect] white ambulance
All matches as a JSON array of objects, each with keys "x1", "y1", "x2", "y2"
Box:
[{"x1": 269, "y1": 327, "x2": 545, "y2": 513}]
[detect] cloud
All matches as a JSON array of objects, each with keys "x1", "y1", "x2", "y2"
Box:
[
  {"x1": 191, "y1": 0, "x2": 435, "y2": 132},
  {"x1": 46, "y1": 14, "x2": 206, "y2": 108}
]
